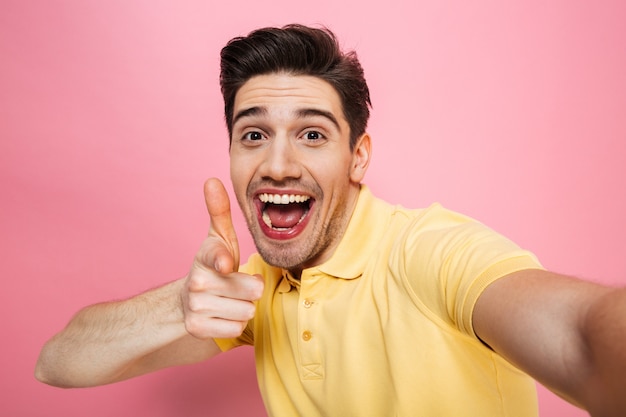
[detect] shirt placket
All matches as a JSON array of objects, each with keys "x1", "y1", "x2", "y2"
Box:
[{"x1": 298, "y1": 270, "x2": 324, "y2": 380}]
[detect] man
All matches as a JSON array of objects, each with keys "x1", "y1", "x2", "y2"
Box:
[{"x1": 36, "y1": 24, "x2": 626, "y2": 416}]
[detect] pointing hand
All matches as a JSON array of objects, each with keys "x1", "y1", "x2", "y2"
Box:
[{"x1": 182, "y1": 178, "x2": 263, "y2": 339}]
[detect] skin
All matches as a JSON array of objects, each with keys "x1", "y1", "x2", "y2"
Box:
[
  {"x1": 229, "y1": 73, "x2": 370, "y2": 277},
  {"x1": 34, "y1": 73, "x2": 626, "y2": 416}
]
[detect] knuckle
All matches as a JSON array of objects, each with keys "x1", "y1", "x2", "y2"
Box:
[
  {"x1": 239, "y1": 303, "x2": 256, "y2": 321},
  {"x1": 184, "y1": 315, "x2": 206, "y2": 337},
  {"x1": 187, "y1": 273, "x2": 207, "y2": 292},
  {"x1": 186, "y1": 295, "x2": 202, "y2": 313},
  {"x1": 222, "y1": 321, "x2": 247, "y2": 338},
  {"x1": 245, "y1": 304, "x2": 257, "y2": 320},
  {"x1": 188, "y1": 272, "x2": 220, "y2": 294},
  {"x1": 235, "y1": 322, "x2": 247, "y2": 336},
  {"x1": 249, "y1": 277, "x2": 265, "y2": 299}
]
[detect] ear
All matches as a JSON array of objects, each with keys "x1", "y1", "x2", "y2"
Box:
[{"x1": 349, "y1": 133, "x2": 372, "y2": 183}]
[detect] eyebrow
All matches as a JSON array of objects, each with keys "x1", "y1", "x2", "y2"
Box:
[
  {"x1": 232, "y1": 106, "x2": 341, "y2": 131},
  {"x1": 233, "y1": 106, "x2": 267, "y2": 126},
  {"x1": 295, "y1": 108, "x2": 341, "y2": 130}
]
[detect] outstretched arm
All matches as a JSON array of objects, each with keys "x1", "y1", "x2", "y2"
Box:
[
  {"x1": 35, "y1": 279, "x2": 215, "y2": 387},
  {"x1": 474, "y1": 269, "x2": 626, "y2": 416},
  {"x1": 35, "y1": 178, "x2": 264, "y2": 388}
]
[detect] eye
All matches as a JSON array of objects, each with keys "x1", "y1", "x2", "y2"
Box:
[
  {"x1": 302, "y1": 130, "x2": 324, "y2": 141},
  {"x1": 243, "y1": 131, "x2": 264, "y2": 141}
]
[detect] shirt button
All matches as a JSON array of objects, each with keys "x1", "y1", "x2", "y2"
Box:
[
  {"x1": 302, "y1": 330, "x2": 312, "y2": 341},
  {"x1": 303, "y1": 299, "x2": 314, "y2": 308}
]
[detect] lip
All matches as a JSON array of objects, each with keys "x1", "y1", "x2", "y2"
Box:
[{"x1": 254, "y1": 188, "x2": 314, "y2": 240}]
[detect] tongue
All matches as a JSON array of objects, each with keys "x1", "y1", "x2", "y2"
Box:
[{"x1": 265, "y1": 203, "x2": 306, "y2": 228}]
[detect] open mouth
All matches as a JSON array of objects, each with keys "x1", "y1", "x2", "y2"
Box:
[{"x1": 258, "y1": 192, "x2": 312, "y2": 234}]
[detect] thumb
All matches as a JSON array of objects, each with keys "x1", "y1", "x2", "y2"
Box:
[{"x1": 204, "y1": 178, "x2": 240, "y2": 272}]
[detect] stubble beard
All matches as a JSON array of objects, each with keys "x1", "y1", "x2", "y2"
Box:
[{"x1": 245, "y1": 189, "x2": 351, "y2": 273}]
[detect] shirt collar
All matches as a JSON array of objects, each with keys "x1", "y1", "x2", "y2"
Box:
[
  {"x1": 315, "y1": 185, "x2": 392, "y2": 280},
  {"x1": 277, "y1": 185, "x2": 392, "y2": 292}
]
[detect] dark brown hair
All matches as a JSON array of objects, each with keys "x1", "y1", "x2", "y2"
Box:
[{"x1": 220, "y1": 24, "x2": 371, "y2": 149}]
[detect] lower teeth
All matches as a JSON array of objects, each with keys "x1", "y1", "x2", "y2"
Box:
[{"x1": 262, "y1": 211, "x2": 272, "y2": 228}]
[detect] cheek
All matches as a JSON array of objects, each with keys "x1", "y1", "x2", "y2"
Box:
[
  {"x1": 313, "y1": 151, "x2": 352, "y2": 174},
  {"x1": 308, "y1": 156, "x2": 353, "y2": 191},
  {"x1": 230, "y1": 150, "x2": 252, "y2": 175}
]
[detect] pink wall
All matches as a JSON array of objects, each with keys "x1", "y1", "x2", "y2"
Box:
[{"x1": 2, "y1": 1, "x2": 625, "y2": 416}]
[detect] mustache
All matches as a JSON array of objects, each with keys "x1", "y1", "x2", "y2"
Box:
[{"x1": 246, "y1": 179, "x2": 321, "y2": 196}]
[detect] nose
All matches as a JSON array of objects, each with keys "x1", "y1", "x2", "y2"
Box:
[{"x1": 258, "y1": 136, "x2": 301, "y2": 181}]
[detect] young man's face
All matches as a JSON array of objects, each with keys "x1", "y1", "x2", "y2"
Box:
[{"x1": 229, "y1": 73, "x2": 370, "y2": 276}]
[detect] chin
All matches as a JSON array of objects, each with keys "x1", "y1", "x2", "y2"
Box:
[{"x1": 253, "y1": 239, "x2": 310, "y2": 271}]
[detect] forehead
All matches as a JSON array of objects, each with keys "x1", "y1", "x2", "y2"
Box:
[{"x1": 233, "y1": 73, "x2": 346, "y2": 122}]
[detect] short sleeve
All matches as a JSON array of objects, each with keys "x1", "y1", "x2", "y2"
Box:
[{"x1": 391, "y1": 204, "x2": 543, "y2": 338}]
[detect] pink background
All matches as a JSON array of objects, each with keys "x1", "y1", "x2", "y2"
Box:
[{"x1": 1, "y1": 1, "x2": 625, "y2": 416}]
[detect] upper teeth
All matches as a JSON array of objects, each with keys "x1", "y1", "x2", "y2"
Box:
[{"x1": 259, "y1": 193, "x2": 310, "y2": 204}]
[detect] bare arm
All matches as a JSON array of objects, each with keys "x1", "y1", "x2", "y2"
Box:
[
  {"x1": 473, "y1": 269, "x2": 626, "y2": 416},
  {"x1": 35, "y1": 178, "x2": 263, "y2": 388},
  {"x1": 35, "y1": 279, "x2": 220, "y2": 387}
]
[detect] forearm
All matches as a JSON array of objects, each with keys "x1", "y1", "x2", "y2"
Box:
[
  {"x1": 580, "y1": 288, "x2": 626, "y2": 416},
  {"x1": 35, "y1": 278, "x2": 196, "y2": 387}
]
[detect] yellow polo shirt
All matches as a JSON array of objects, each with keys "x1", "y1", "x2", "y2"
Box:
[{"x1": 216, "y1": 185, "x2": 542, "y2": 416}]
